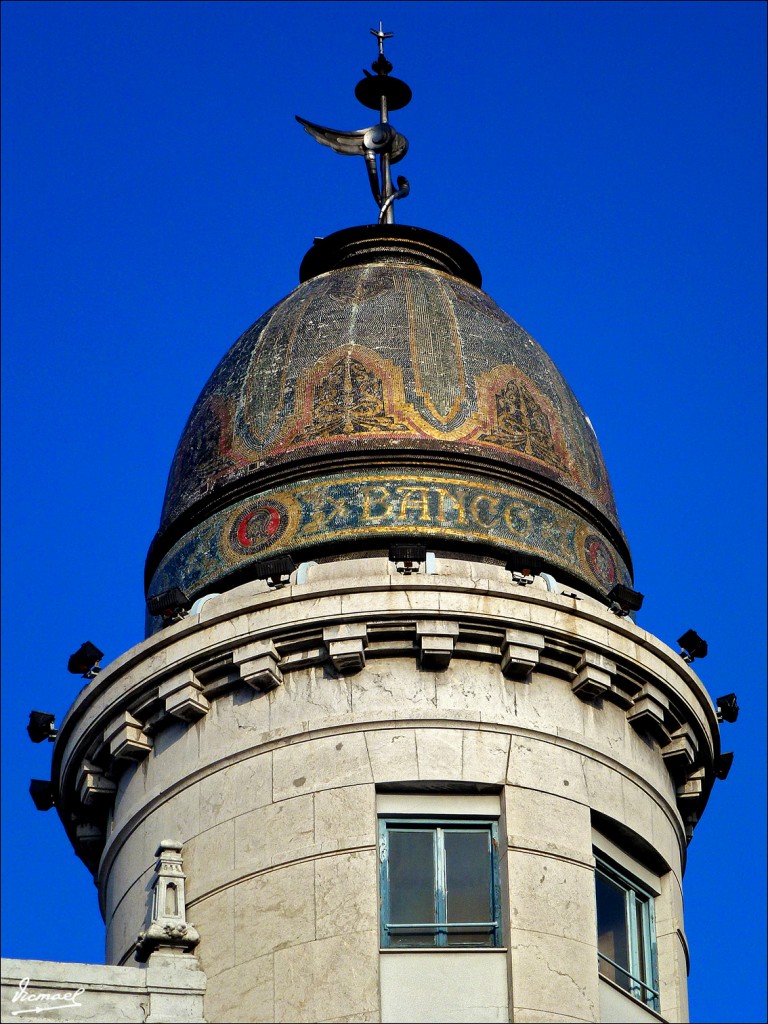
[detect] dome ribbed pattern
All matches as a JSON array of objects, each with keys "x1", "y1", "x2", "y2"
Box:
[{"x1": 146, "y1": 227, "x2": 631, "y2": 630}]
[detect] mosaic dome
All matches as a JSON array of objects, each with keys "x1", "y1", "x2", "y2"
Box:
[{"x1": 145, "y1": 225, "x2": 632, "y2": 623}]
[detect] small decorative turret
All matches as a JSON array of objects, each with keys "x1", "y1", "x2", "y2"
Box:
[{"x1": 135, "y1": 840, "x2": 200, "y2": 962}]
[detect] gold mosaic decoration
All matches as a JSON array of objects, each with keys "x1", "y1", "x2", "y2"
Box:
[{"x1": 295, "y1": 356, "x2": 409, "y2": 439}]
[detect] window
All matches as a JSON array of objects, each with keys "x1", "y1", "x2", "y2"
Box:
[
  {"x1": 595, "y1": 853, "x2": 659, "y2": 1011},
  {"x1": 378, "y1": 818, "x2": 501, "y2": 948}
]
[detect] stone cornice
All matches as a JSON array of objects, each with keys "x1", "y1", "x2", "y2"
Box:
[{"x1": 50, "y1": 559, "x2": 721, "y2": 877}]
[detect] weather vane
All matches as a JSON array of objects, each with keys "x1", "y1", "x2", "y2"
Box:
[{"x1": 296, "y1": 23, "x2": 412, "y2": 224}]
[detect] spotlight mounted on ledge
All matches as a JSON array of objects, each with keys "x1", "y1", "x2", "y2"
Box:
[
  {"x1": 27, "y1": 711, "x2": 57, "y2": 743},
  {"x1": 389, "y1": 543, "x2": 426, "y2": 575},
  {"x1": 254, "y1": 554, "x2": 295, "y2": 588},
  {"x1": 147, "y1": 587, "x2": 192, "y2": 623},
  {"x1": 29, "y1": 779, "x2": 55, "y2": 811},
  {"x1": 607, "y1": 584, "x2": 644, "y2": 616},
  {"x1": 505, "y1": 553, "x2": 543, "y2": 585},
  {"x1": 67, "y1": 641, "x2": 104, "y2": 679},
  {"x1": 677, "y1": 629, "x2": 708, "y2": 664},
  {"x1": 716, "y1": 752, "x2": 734, "y2": 780},
  {"x1": 716, "y1": 693, "x2": 740, "y2": 724}
]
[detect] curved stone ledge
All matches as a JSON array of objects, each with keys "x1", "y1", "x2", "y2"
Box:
[{"x1": 51, "y1": 558, "x2": 720, "y2": 889}]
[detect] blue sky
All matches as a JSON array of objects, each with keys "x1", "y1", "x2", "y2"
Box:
[{"x1": 2, "y1": 2, "x2": 765, "y2": 1021}]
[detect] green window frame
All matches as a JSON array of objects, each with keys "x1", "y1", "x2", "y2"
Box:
[
  {"x1": 595, "y1": 853, "x2": 660, "y2": 1011},
  {"x1": 378, "y1": 817, "x2": 502, "y2": 949}
]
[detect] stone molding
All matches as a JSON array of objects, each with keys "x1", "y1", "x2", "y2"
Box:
[
  {"x1": 50, "y1": 561, "x2": 720, "y2": 880},
  {"x1": 0, "y1": 955, "x2": 206, "y2": 1023},
  {"x1": 158, "y1": 670, "x2": 210, "y2": 722}
]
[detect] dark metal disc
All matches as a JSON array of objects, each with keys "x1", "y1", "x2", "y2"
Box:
[{"x1": 355, "y1": 75, "x2": 412, "y2": 111}]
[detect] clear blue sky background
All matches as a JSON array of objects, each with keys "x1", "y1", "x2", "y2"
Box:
[{"x1": 2, "y1": 2, "x2": 765, "y2": 1021}]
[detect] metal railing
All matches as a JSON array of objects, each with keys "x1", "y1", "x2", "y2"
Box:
[{"x1": 598, "y1": 952, "x2": 660, "y2": 1011}]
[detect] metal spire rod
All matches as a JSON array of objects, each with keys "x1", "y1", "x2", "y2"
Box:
[{"x1": 296, "y1": 25, "x2": 412, "y2": 225}]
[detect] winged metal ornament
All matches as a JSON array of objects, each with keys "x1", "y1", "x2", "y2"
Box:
[
  {"x1": 297, "y1": 24, "x2": 411, "y2": 224},
  {"x1": 295, "y1": 116, "x2": 408, "y2": 213}
]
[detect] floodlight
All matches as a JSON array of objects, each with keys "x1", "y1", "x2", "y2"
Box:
[
  {"x1": 607, "y1": 584, "x2": 644, "y2": 615},
  {"x1": 254, "y1": 555, "x2": 295, "y2": 588},
  {"x1": 147, "y1": 587, "x2": 192, "y2": 622},
  {"x1": 67, "y1": 641, "x2": 104, "y2": 678},
  {"x1": 677, "y1": 630, "x2": 708, "y2": 663},
  {"x1": 505, "y1": 553, "x2": 544, "y2": 581},
  {"x1": 716, "y1": 693, "x2": 740, "y2": 724},
  {"x1": 29, "y1": 779, "x2": 54, "y2": 811},
  {"x1": 27, "y1": 711, "x2": 57, "y2": 743},
  {"x1": 389, "y1": 543, "x2": 426, "y2": 575},
  {"x1": 716, "y1": 752, "x2": 734, "y2": 780}
]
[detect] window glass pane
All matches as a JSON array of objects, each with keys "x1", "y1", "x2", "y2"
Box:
[
  {"x1": 444, "y1": 830, "x2": 493, "y2": 946},
  {"x1": 596, "y1": 871, "x2": 630, "y2": 991},
  {"x1": 388, "y1": 829, "x2": 436, "y2": 946}
]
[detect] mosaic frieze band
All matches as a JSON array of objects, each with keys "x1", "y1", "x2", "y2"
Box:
[
  {"x1": 160, "y1": 265, "x2": 619, "y2": 532},
  {"x1": 149, "y1": 471, "x2": 631, "y2": 612}
]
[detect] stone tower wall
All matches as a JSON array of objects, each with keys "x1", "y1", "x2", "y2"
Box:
[{"x1": 53, "y1": 558, "x2": 717, "y2": 1022}]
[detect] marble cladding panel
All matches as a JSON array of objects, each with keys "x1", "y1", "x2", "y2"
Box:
[
  {"x1": 364, "y1": 729, "x2": 419, "y2": 781},
  {"x1": 505, "y1": 787, "x2": 594, "y2": 865},
  {"x1": 461, "y1": 728, "x2": 511, "y2": 784},
  {"x1": 379, "y1": 951, "x2": 509, "y2": 1023},
  {"x1": 657, "y1": 930, "x2": 688, "y2": 1024},
  {"x1": 198, "y1": 750, "x2": 273, "y2": 832},
  {"x1": 201, "y1": 952, "x2": 275, "y2": 1024},
  {"x1": 655, "y1": 870, "x2": 685, "y2": 938},
  {"x1": 414, "y1": 726, "x2": 465, "y2": 779},
  {"x1": 507, "y1": 735, "x2": 589, "y2": 804},
  {"x1": 507, "y1": 930, "x2": 600, "y2": 1023},
  {"x1": 233, "y1": 860, "x2": 316, "y2": 964},
  {"x1": 314, "y1": 784, "x2": 376, "y2": 852},
  {"x1": 350, "y1": 662, "x2": 439, "y2": 717},
  {"x1": 433, "y1": 660, "x2": 517, "y2": 718},
  {"x1": 186, "y1": 818, "x2": 236, "y2": 896},
  {"x1": 106, "y1": 866, "x2": 154, "y2": 966},
  {"x1": 147, "y1": 716, "x2": 199, "y2": 788},
  {"x1": 272, "y1": 731, "x2": 373, "y2": 802},
  {"x1": 195, "y1": 689, "x2": 271, "y2": 766},
  {"x1": 579, "y1": 755, "x2": 626, "y2": 826},
  {"x1": 506, "y1": 671, "x2": 589, "y2": 737},
  {"x1": 104, "y1": 825, "x2": 151, "y2": 934},
  {"x1": 190, "y1": 885, "x2": 235, "y2": 978},
  {"x1": 314, "y1": 849, "x2": 379, "y2": 940},
  {"x1": 273, "y1": 929, "x2": 380, "y2": 1024},
  {"x1": 138, "y1": 786, "x2": 201, "y2": 866},
  {"x1": 268, "y1": 666, "x2": 353, "y2": 733},
  {"x1": 507, "y1": 851, "x2": 598, "y2": 945},
  {"x1": 234, "y1": 794, "x2": 315, "y2": 876}
]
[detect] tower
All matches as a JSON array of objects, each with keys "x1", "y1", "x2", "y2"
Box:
[{"x1": 3, "y1": 22, "x2": 737, "y2": 1024}]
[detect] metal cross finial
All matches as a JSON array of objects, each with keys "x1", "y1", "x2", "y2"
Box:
[{"x1": 371, "y1": 22, "x2": 393, "y2": 57}]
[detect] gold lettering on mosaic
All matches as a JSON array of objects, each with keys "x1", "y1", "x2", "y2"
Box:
[
  {"x1": 296, "y1": 357, "x2": 408, "y2": 439},
  {"x1": 469, "y1": 494, "x2": 501, "y2": 528},
  {"x1": 361, "y1": 485, "x2": 394, "y2": 523},
  {"x1": 298, "y1": 490, "x2": 350, "y2": 536},
  {"x1": 433, "y1": 486, "x2": 467, "y2": 525},
  {"x1": 503, "y1": 501, "x2": 532, "y2": 537},
  {"x1": 395, "y1": 487, "x2": 432, "y2": 522}
]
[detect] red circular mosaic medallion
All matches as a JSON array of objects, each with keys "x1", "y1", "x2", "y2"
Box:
[
  {"x1": 230, "y1": 501, "x2": 287, "y2": 554},
  {"x1": 584, "y1": 534, "x2": 617, "y2": 587}
]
